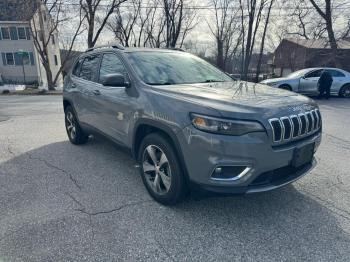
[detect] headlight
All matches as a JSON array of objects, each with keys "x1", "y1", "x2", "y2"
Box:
[{"x1": 190, "y1": 113, "x2": 265, "y2": 136}]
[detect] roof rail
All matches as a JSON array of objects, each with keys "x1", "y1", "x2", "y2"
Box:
[
  {"x1": 166, "y1": 47, "x2": 185, "y2": 52},
  {"x1": 86, "y1": 43, "x2": 124, "y2": 52}
]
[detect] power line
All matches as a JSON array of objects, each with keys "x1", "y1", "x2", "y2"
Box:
[{"x1": 46, "y1": 2, "x2": 350, "y2": 11}]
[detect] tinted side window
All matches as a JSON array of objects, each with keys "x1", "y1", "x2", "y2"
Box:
[
  {"x1": 99, "y1": 53, "x2": 126, "y2": 83},
  {"x1": 305, "y1": 70, "x2": 322, "y2": 78},
  {"x1": 327, "y1": 70, "x2": 345, "y2": 77},
  {"x1": 72, "y1": 59, "x2": 83, "y2": 76},
  {"x1": 80, "y1": 55, "x2": 100, "y2": 82}
]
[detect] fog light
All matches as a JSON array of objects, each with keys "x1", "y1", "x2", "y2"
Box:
[{"x1": 211, "y1": 166, "x2": 250, "y2": 181}]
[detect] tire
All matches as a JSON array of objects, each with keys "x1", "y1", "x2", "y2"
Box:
[
  {"x1": 138, "y1": 133, "x2": 188, "y2": 205},
  {"x1": 339, "y1": 84, "x2": 350, "y2": 98},
  {"x1": 279, "y1": 84, "x2": 292, "y2": 91},
  {"x1": 64, "y1": 106, "x2": 89, "y2": 145}
]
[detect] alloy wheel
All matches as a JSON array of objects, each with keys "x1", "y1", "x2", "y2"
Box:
[
  {"x1": 66, "y1": 111, "x2": 77, "y2": 140},
  {"x1": 142, "y1": 145, "x2": 172, "y2": 195},
  {"x1": 343, "y1": 87, "x2": 350, "y2": 98}
]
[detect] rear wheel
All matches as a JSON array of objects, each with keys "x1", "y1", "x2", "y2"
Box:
[
  {"x1": 339, "y1": 84, "x2": 350, "y2": 98},
  {"x1": 138, "y1": 133, "x2": 188, "y2": 205},
  {"x1": 64, "y1": 106, "x2": 89, "y2": 145}
]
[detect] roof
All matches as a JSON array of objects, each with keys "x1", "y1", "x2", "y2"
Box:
[
  {"x1": 0, "y1": 0, "x2": 38, "y2": 22},
  {"x1": 284, "y1": 38, "x2": 350, "y2": 50},
  {"x1": 84, "y1": 45, "x2": 186, "y2": 54}
]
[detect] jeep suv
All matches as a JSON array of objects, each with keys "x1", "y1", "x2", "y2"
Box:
[{"x1": 63, "y1": 45, "x2": 322, "y2": 205}]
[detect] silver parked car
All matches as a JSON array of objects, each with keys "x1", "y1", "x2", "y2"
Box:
[{"x1": 261, "y1": 67, "x2": 350, "y2": 97}]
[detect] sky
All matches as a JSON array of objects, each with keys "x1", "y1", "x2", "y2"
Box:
[{"x1": 57, "y1": 0, "x2": 350, "y2": 56}]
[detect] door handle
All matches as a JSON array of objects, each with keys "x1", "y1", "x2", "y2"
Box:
[{"x1": 93, "y1": 89, "x2": 101, "y2": 95}]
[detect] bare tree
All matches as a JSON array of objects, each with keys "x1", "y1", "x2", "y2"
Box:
[
  {"x1": 162, "y1": 0, "x2": 196, "y2": 48},
  {"x1": 308, "y1": 0, "x2": 338, "y2": 65},
  {"x1": 144, "y1": 2, "x2": 167, "y2": 48},
  {"x1": 208, "y1": 0, "x2": 241, "y2": 70},
  {"x1": 28, "y1": 0, "x2": 86, "y2": 90},
  {"x1": 107, "y1": 0, "x2": 141, "y2": 47},
  {"x1": 80, "y1": 0, "x2": 127, "y2": 48},
  {"x1": 255, "y1": 0, "x2": 274, "y2": 82},
  {"x1": 286, "y1": 0, "x2": 326, "y2": 39},
  {"x1": 136, "y1": 0, "x2": 154, "y2": 47},
  {"x1": 239, "y1": 0, "x2": 267, "y2": 80}
]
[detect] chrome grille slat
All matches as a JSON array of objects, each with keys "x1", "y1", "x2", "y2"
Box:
[
  {"x1": 281, "y1": 117, "x2": 292, "y2": 140},
  {"x1": 306, "y1": 112, "x2": 313, "y2": 133},
  {"x1": 269, "y1": 110, "x2": 322, "y2": 143},
  {"x1": 290, "y1": 115, "x2": 299, "y2": 138},
  {"x1": 298, "y1": 114, "x2": 307, "y2": 135},
  {"x1": 311, "y1": 110, "x2": 318, "y2": 129}
]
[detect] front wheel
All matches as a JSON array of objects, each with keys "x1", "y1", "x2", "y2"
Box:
[
  {"x1": 64, "y1": 106, "x2": 89, "y2": 145},
  {"x1": 138, "y1": 133, "x2": 188, "y2": 205},
  {"x1": 339, "y1": 84, "x2": 350, "y2": 98}
]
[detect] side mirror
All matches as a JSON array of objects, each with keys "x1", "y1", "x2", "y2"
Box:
[{"x1": 102, "y1": 73, "x2": 130, "y2": 88}]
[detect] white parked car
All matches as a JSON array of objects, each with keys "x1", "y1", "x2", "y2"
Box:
[{"x1": 261, "y1": 68, "x2": 350, "y2": 97}]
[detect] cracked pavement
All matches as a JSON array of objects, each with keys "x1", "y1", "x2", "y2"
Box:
[{"x1": 0, "y1": 96, "x2": 350, "y2": 261}]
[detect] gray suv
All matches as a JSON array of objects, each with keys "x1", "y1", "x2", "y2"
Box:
[{"x1": 63, "y1": 45, "x2": 322, "y2": 205}]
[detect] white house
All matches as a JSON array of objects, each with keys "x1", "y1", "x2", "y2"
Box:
[{"x1": 0, "y1": 0, "x2": 62, "y2": 88}]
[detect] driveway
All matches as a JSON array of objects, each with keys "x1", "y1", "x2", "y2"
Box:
[{"x1": 0, "y1": 96, "x2": 350, "y2": 261}]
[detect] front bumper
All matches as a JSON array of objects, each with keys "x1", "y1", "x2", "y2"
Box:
[{"x1": 178, "y1": 125, "x2": 321, "y2": 194}]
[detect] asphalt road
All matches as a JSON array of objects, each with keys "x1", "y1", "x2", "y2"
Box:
[{"x1": 0, "y1": 95, "x2": 350, "y2": 262}]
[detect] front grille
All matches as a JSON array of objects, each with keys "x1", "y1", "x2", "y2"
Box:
[{"x1": 269, "y1": 109, "x2": 321, "y2": 143}]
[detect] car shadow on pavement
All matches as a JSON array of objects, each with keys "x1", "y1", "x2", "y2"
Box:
[{"x1": 1, "y1": 136, "x2": 349, "y2": 261}]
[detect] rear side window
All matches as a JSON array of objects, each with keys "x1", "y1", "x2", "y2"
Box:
[
  {"x1": 305, "y1": 70, "x2": 323, "y2": 78},
  {"x1": 327, "y1": 69, "x2": 345, "y2": 77},
  {"x1": 80, "y1": 55, "x2": 100, "y2": 82},
  {"x1": 99, "y1": 53, "x2": 126, "y2": 83},
  {"x1": 72, "y1": 59, "x2": 83, "y2": 76}
]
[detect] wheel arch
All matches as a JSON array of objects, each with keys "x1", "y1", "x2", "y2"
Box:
[
  {"x1": 132, "y1": 119, "x2": 190, "y2": 183},
  {"x1": 278, "y1": 83, "x2": 292, "y2": 91},
  {"x1": 63, "y1": 98, "x2": 72, "y2": 111},
  {"x1": 339, "y1": 83, "x2": 350, "y2": 96}
]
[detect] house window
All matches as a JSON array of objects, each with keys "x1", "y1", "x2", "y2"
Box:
[
  {"x1": 17, "y1": 27, "x2": 26, "y2": 39},
  {"x1": 51, "y1": 35, "x2": 55, "y2": 45},
  {"x1": 54, "y1": 55, "x2": 58, "y2": 65},
  {"x1": 15, "y1": 52, "x2": 30, "y2": 65},
  {"x1": 1, "y1": 27, "x2": 10, "y2": 39},
  {"x1": 25, "y1": 27, "x2": 31, "y2": 40},
  {"x1": 9, "y1": 27, "x2": 18, "y2": 40},
  {"x1": 6, "y1": 53, "x2": 14, "y2": 65}
]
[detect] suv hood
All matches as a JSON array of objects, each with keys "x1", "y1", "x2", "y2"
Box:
[{"x1": 151, "y1": 81, "x2": 316, "y2": 118}]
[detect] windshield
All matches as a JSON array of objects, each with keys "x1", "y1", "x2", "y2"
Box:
[
  {"x1": 126, "y1": 51, "x2": 233, "y2": 85},
  {"x1": 287, "y1": 69, "x2": 312, "y2": 78}
]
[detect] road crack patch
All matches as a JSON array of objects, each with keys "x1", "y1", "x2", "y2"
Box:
[
  {"x1": 74, "y1": 200, "x2": 153, "y2": 216},
  {"x1": 27, "y1": 153, "x2": 82, "y2": 190}
]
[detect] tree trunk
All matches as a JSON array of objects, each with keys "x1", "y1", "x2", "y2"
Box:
[
  {"x1": 242, "y1": 1, "x2": 256, "y2": 81},
  {"x1": 255, "y1": 0, "x2": 273, "y2": 83},
  {"x1": 325, "y1": 16, "x2": 338, "y2": 66},
  {"x1": 87, "y1": 13, "x2": 95, "y2": 48},
  {"x1": 309, "y1": 0, "x2": 338, "y2": 66},
  {"x1": 217, "y1": 39, "x2": 224, "y2": 70},
  {"x1": 44, "y1": 63, "x2": 55, "y2": 90}
]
